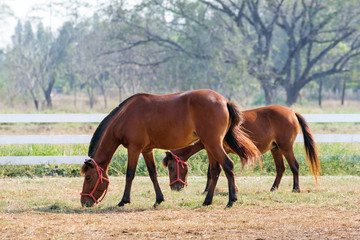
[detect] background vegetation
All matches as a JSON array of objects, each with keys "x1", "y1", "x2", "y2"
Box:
[
  {"x1": 0, "y1": 0, "x2": 360, "y2": 111},
  {"x1": 0, "y1": 143, "x2": 359, "y2": 178},
  {"x1": 0, "y1": 1, "x2": 359, "y2": 178}
]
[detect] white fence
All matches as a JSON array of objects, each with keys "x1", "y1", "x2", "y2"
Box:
[{"x1": 0, "y1": 114, "x2": 360, "y2": 165}]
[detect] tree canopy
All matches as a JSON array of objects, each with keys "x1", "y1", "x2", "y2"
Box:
[{"x1": 1, "y1": 0, "x2": 359, "y2": 110}]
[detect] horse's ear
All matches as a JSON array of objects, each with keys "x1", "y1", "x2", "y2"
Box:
[{"x1": 162, "y1": 152, "x2": 171, "y2": 167}]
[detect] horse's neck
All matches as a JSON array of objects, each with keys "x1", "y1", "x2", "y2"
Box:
[
  {"x1": 92, "y1": 132, "x2": 120, "y2": 169},
  {"x1": 172, "y1": 140, "x2": 204, "y2": 162}
]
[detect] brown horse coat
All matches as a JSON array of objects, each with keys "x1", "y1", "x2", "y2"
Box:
[
  {"x1": 163, "y1": 105, "x2": 321, "y2": 192},
  {"x1": 80, "y1": 89, "x2": 259, "y2": 208}
]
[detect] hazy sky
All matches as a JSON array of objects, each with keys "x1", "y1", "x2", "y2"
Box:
[
  {"x1": 0, "y1": 0, "x2": 139, "y2": 49},
  {"x1": 0, "y1": 0, "x2": 115, "y2": 49},
  {"x1": 0, "y1": 0, "x2": 63, "y2": 48}
]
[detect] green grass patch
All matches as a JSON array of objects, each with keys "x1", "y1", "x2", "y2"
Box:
[{"x1": 0, "y1": 143, "x2": 359, "y2": 178}]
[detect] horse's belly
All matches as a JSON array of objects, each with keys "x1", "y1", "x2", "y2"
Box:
[
  {"x1": 147, "y1": 129, "x2": 199, "y2": 150},
  {"x1": 250, "y1": 135, "x2": 275, "y2": 154}
]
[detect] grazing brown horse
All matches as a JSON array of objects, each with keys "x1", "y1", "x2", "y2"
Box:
[
  {"x1": 80, "y1": 89, "x2": 260, "y2": 208},
  {"x1": 163, "y1": 105, "x2": 321, "y2": 192}
]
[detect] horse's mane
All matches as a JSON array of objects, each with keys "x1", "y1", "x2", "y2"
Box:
[{"x1": 88, "y1": 95, "x2": 137, "y2": 158}]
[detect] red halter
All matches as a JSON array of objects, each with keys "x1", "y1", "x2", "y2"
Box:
[
  {"x1": 80, "y1": 158, "x2": 110, "y2": 204},
  {"x1": 169, "y1": 152, "x2": 188, "y2": 187}
]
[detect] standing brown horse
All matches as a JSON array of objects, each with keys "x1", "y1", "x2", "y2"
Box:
[
  {"x1": 163, "y1": 105, "x2": 321, "y2": 192},
  {"x1": 80, "y1": 89, "x2": 259, "y2": 208}
]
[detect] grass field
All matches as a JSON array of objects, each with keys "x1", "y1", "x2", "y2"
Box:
[
  {"x1": 0, "y1": 176, "x2": 359, "y2": 239},
  {"x1": 0, "y1": 98, "x2": 359, "y2": 238}
]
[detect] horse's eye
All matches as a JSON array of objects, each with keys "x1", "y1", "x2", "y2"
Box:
[
  {"x1": 85, "y1": 176, "x2": 91, "y2": 181},
  {"x1": 168, "y1": 166, "x2": 173, "y2": 171}
]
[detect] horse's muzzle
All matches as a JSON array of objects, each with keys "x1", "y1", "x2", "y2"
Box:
[
  {"x1": 170, "y1": 182, "x2": 185, "y2": 191},
  {"x1": 81, "y1": 196, "x2": 95, "y2": 207}
]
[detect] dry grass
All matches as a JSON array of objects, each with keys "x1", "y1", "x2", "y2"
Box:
[
  {"x1": 0, "y1": 176, "x2": 359, "y2": 239},
  {"x1": 0, "y1": 123, "x2": 97, "y2": 135},
  {"x1": 1, "y1": 121, "x2": 360, "y2": 135}
]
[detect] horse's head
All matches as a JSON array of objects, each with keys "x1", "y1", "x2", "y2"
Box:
[
  {"x1": 162, "y1": 152, "x2": 188, "y2": 191},
  {"x1": 80, "y1": 159, "x2": 110, "y2": 207}
]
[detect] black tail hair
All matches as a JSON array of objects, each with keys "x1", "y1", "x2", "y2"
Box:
[
  {"x1": 295, "y1": 113, "x2": 321, "y2": 183},
  {"x1": 224, "y1": 102, "x2": 260, "y2": 167}
]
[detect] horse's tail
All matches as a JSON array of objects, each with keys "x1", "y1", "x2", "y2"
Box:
[
  {"x1": 295, "y1": 113, "x2": 321, "y2": 183},
  {"x1": 224, "y1": 102, "x2": 260, "y2": 168}
]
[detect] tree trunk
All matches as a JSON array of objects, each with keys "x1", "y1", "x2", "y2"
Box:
[
  {"x1": 30, "y1": 90, "x2": 39, "y2": 110},
  {"x1": 260, "y1": 80, "x2": 275, "y2": 105},
  {"x1": 285, "y1": 86, "x2": 300, "y2": 106},
  {"x1": 318, "y1": 77, "x2": 323, "y2": 107},
  {"x1": 341, "y1": 78, "x2": 346, "y2": 105},
  {"x1": 72, "y1": 74, "x2": 77, "y2": 107},
  {"x1": 43, "y1": 74, "x2": 56, "y2": 109},
  {"x1": 87, "y1": 87, "x2": 95, "y2": 109},
  {"x1": 74, "y1": 85, "x2": 77, "y2": 107},
  {"x1": 103, "y1": 92, "x2": 107, "y2": 108},
  {"x1": 44, "y1": 91, "x2": 52, "y2": 108}
]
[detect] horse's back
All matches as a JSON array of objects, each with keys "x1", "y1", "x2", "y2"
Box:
[
  {"x1": 242, "y1": 105, "x2": 299, "y2": 152},
  {"x1": 116, "y1": 89, "x2": 230, "y2": 150}
]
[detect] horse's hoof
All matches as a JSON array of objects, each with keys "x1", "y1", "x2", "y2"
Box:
[
  {"x1": 202, "y1": 200, "x2": 212, "y2": 206},
  {"x1": 152, "y1": 202, "x2": 159, "y2": 209},
  {"x1": 270, "y1": 187, "x2": 277, "y2": 192},
  {"x1": 118, "y1": 200, "x2": 129, "y2": 207},
  {"x1": 156, "y1": 196, "x2": 165, "y2": 204},
  {"x1": 152, "y1": 199, "x2": 164, "y2": 209},
  {"x1": 225, "y1": 200, "x2": 235, "y2": 208},
  {"x1": 292, "y1": 188, "x2": 300, "y2": 193}
]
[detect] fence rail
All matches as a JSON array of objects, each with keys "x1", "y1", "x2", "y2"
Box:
[
  {"x1": 1, "y1": 134, "x2": 360, "y2": 145},
  {"x1": 0, "y1": 114, "x2": 359, "y2": 165},
  {"x1": 1, "y1": 113, "x2": 360, "y2": 123},
  {"x1": 0, "y1": 114, "x2": 107, "y2": 123}
]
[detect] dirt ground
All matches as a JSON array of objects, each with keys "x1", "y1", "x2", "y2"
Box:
[
  {"x1": 1, "y1": 176, "x2": 359, "y2": 239},
  {"x1": 1, "y1": 206, "x2": 359, "y2": 239}
]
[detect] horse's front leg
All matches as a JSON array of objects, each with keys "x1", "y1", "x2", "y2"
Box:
[
  {"x1": 142, "y1": 150, "x2": 164, "y2": 208},
  {"x1": 118, "y1": 147, "x2": 141, "y2": 207}
]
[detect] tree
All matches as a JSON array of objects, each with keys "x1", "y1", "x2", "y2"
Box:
[
  {"x1": 105, "y1": 0, "x2": 254, "y2": 101},
  {"x1": 8, "y1": 21, "x2": 43, "y2": 110},
  {"x1": 199, "y1": 0, "x2": 360, "y2": 105},
  {"x1": 41, "y1": 22, "x2": 74, "y2": 108},
  {"x1": 199, "y1": 0, "x2": 284, "y2": 104},
  {"x1": 274, "y1": 0, "x2": 360, "y2": 105}
]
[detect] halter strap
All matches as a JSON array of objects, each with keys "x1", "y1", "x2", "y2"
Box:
[
  {"x1": 169, "y1": 152, "x2": 188, "y2": 187},
  {"x1": 80, "y1": 158, "x2": 110, "y2": 204}
]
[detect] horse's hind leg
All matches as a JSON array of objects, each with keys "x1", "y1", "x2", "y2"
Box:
[
  {"x1": 118, "y1": 146, "x2": 141, "y2": 207},
  {"x1": 270, "y1": 147, "x2": 286, "y2": 191},
  {"x1": 280, "y1": 147, "x2": 300, "y2": 192},
  {"x1": 142, "y1": 150, "x2": 164, "y2": 208},
  {"x1": 203, "y1": 165, "x2": 211, "y2": 194},
  {"x1": 203, "y1": 147, "x2": 237, "y2": 208}
]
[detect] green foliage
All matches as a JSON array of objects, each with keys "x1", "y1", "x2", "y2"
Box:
[
  {"x1": 0, "y1": 144, "x2": 88, "y2": 157},
  {"x1": 2, "y1": 0, "x2": 359, "y2": 110},
  {"x1": 0, "y1": 143, "x2": 359, "y2": 178},
  {"x1": 0, "y1": 164, "x2": 80, "y2": 178},
  {"x1": 109, "y1": 149, "x2": 168, "y2": 177}
]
